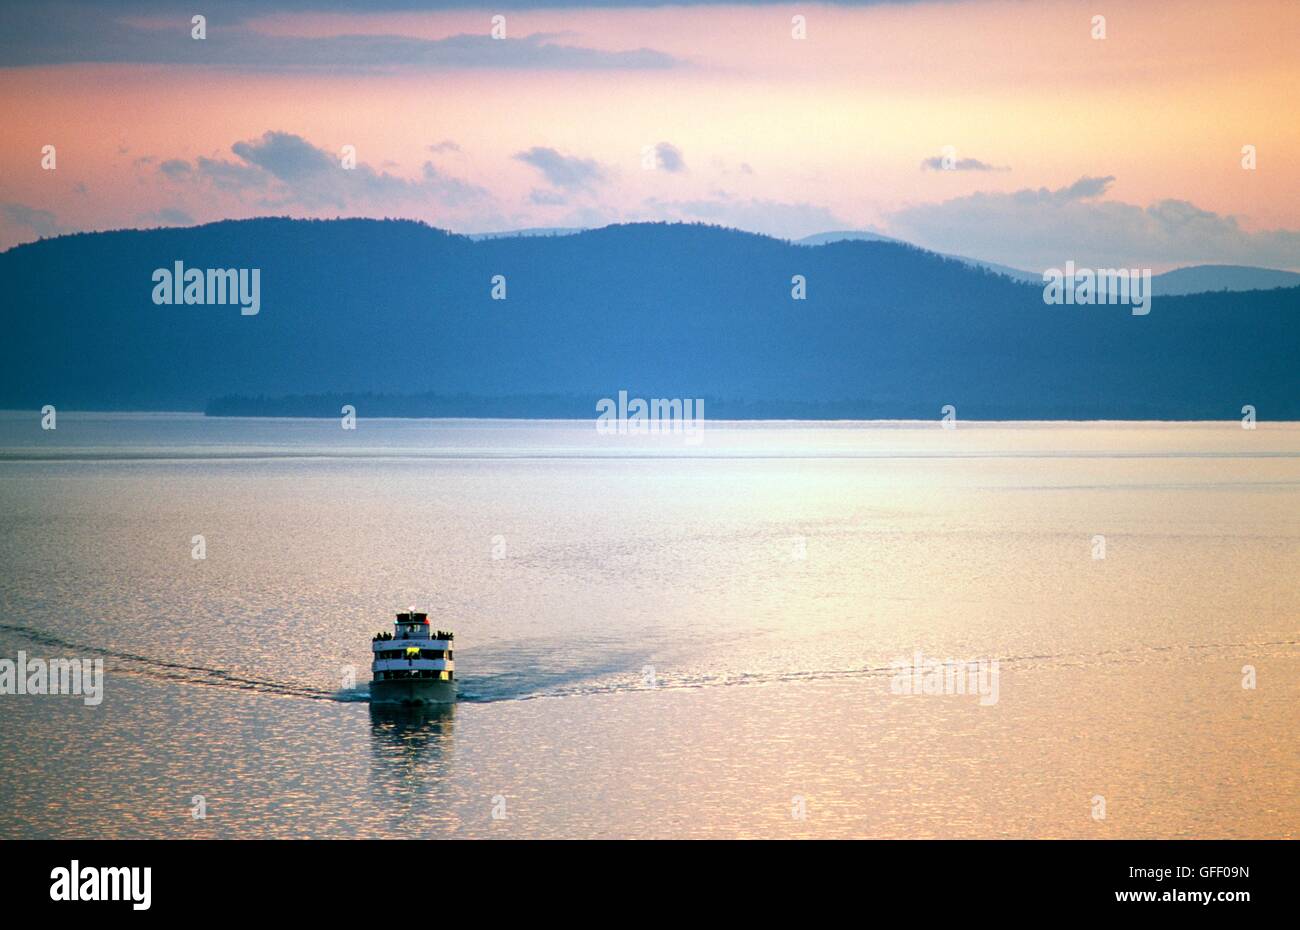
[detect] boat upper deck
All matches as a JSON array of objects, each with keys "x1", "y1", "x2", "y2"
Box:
[{"x1": 372, "y1": 611, "x2": 455, "y2": 644}]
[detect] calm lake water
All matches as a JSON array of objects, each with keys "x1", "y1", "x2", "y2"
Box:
[{"x1": 0, "y1": 413, "x2": 1296, "y2": 838}]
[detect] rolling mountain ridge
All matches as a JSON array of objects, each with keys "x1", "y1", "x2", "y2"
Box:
[{"x1": 1, "y1": 218, "x2": 1296, "y2": 418}]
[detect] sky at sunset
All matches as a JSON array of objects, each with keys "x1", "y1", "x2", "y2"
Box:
[{"x1": 2, "y1": 0, "x2": 1297, "y2": 271}]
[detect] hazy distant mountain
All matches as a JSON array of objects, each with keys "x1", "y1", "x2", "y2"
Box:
[
  {"x1": 473, "y1": 228, "x2": 1300, "y2": 297},
  {"x1": 955, "y1": 257, "x2": 1040, "y2": 283},
  {"x1": 796, "y1": 230, "x2": 903, "y2": 247},
  {"x1": 1150, "y1": 264, "x2": 1300, "y2": 296},
  {"x1": 797, "y1": 230, "x2": 1039, "y2": 282},
  {"x1": 467, "y1": 227, "x2": 586, "y2": 241},
  {"x1": 797, "y1": 230, "x2": 1300, "y2": 295},
  {"x1": 1, "y1": 218, "x2": 1296, "y2": 418}
]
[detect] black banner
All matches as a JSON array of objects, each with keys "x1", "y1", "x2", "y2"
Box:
[{"x1": 3, "y1": 839, "x2": 1282, "y2": 916}]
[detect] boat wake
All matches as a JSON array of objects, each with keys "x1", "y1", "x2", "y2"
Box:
[
  {"x1": 0, "y1": 622, "x2": 342, "y2": 702},
  {"x1": 448, "y1": 636, "x2": 1300, "y2": 702},
  {"x1": 1, "y1": 622, "x2": 1294, "y2": 706}
]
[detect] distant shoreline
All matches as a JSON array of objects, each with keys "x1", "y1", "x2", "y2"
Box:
[
  {"x1": 0, "y1": 405, "x2": 1268, "y2": 424},
  {"x1": 200, "y1": 393, "x2": 1271, "y2": 422},
  {"x1": 0, "y1": 406, "x2": 1274, "y2": 423}
]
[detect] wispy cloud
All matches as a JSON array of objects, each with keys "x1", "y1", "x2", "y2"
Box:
[
  {"x1": 161, "y1": 131, "x2": 491, "y2": 212},
  {"x1": 654, "y1": 142, "x2": 686, "y2": 173},
  {"x1": 889, "y1": 176, "x2": 1300, "y2": 271},
  {"x1": 514, "y1": 147, "x2": 608, "y2": 191},
  {"x1": 138, "y1": 207, "x2": 195, "y2": 227},
  {"x1": 0, "y1": 201, "x2": 64, "y2": 238},
  {"x1": 231, "y1": 132, "x2": 336, "y2": 183},
  {"x1": 0, "y1": 7, "x2": 679, "y2": 71},
  {"x1": 920, "y1": 156, "x2": 1009, "y2": 172},
  {"x1": 158, "y1": 159, "x2": 193, "y2": 180},
  {"x1": 528, "y1": 188, "x2": 570, "y2": 206}
]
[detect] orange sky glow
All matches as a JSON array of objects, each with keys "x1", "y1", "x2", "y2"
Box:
[{"x1": 1, "y1": 0, "x2": 1296, "y2": 270}]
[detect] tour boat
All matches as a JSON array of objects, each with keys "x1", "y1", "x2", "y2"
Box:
[{"x1": 370, "y1": 611, "x2": 456, "y2": 705}]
